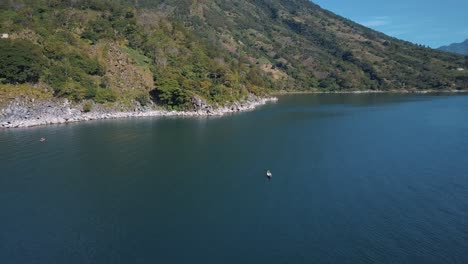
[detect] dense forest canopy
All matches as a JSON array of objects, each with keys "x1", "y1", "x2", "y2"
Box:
[{"x1": 1, "y1": 0, "x2": 467, "y2": 109}]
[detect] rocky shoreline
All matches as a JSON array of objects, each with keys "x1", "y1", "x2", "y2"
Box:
[
  {"x1": 3, "y1": 88, "x2": 467, "y2": 129},
  {"x1": 0, "y1": 96, "x2": 278, "y2": 129}
]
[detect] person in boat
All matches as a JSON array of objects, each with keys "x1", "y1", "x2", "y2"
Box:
[{"x1": 266, "y1": 170, "x2": 272, "y2": 179}]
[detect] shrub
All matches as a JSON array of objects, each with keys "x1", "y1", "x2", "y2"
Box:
[
  {"x1": 58, "y1": 80, "x2": 88, "y2": 101},
  {"x1": 43, "y1": 64, "x2": 68, "y2": 94},
  {"x1": 81, "y1": 31, "x2": 99, "y2": 44},
  {"x1": 94, "y1": 88, "x2": 117, "y2": 103},
  {"x1": 150, "y1": 85, "x2": 192, "y2": 110},
  {"x1": 135, "y1": 93, "x2": 151, "y2": 106},
  {"x1": 69, "y1": 54, "x2": 104, "y2": 76},
  {"x1": 44, "y1": 61, "x2": 108, "y2": 102},
  {"x1": 0, "y1": 39, "x2": 44, "y2": 84},
  {"x1": 83, "y1": 102, "x2": 92, "y2": 112}
]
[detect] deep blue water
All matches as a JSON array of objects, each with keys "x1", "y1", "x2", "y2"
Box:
[{"x1": 1, "y1": 94, "x2": 468, "y2": 263}]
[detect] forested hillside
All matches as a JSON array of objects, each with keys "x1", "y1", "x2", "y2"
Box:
[{"x1": 1, "y1": 0, "x2": 467, "y2": 109}]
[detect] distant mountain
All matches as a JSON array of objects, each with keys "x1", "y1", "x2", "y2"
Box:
[{"x1": 438, "y1": 39, "x2": 468, "y2": 55}]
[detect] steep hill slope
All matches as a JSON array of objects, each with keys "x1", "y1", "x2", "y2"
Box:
[
  {"x1": 1, "y1": 0, "x2": 467, "y2": 110},
  {"x1": 438, "y1": 39, "x2": 468, "y2": 55}
]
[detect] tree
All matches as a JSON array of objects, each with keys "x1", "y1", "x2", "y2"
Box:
[
  {"x1": 150, "y1": 77, "x2": 192, "y2": 110},
  {"x1": 0, "y1": 39, "x2": 44, "y2": 84},
  {"x1": 247, "y1": 67, "x2": 265, "y2": 87}
]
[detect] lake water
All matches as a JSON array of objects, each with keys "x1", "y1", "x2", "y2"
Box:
[{"x1": 1, "y1": 94, "x2": 468, "y2": 264}]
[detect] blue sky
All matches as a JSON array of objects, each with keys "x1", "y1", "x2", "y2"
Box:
[{"x1": 312, "y1": 0, "x2": 468, "y2": 48}]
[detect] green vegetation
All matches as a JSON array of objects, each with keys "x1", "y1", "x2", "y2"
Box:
[
  {"x1": 120, "y1": 46, "x2": 152, "y2": 69},
  {"x1": 0, "y1": 83, "x2": 52, "y2": 108},
  {"x1": 0, "y1": 39, "x2": 44, "y2": 84},
  {"x1": 0, "y1": 0, "x2": 467, "y2": 109},
  {"x1": 82, "y1": 101, "x2": 93, "y2": 112}
]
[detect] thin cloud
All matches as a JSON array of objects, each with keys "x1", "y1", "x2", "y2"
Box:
[
  {"x1": 386, "y1": 31, "x2": 406, "y2": 37},
  {"x1": 360, "y1": 16, "x2": 391, "y2": 27}
]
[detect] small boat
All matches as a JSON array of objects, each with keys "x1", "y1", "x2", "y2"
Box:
[
  {"x1": 40, "y1": 137, "x2": 46, "y2": 142},
  {"x1": 266, "y1": 170, "x2": 272, "y2": 180}
]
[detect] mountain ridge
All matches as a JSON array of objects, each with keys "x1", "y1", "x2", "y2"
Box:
[{"x1": 438, "y1": 39, "x2": 468, "y2": 55}]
